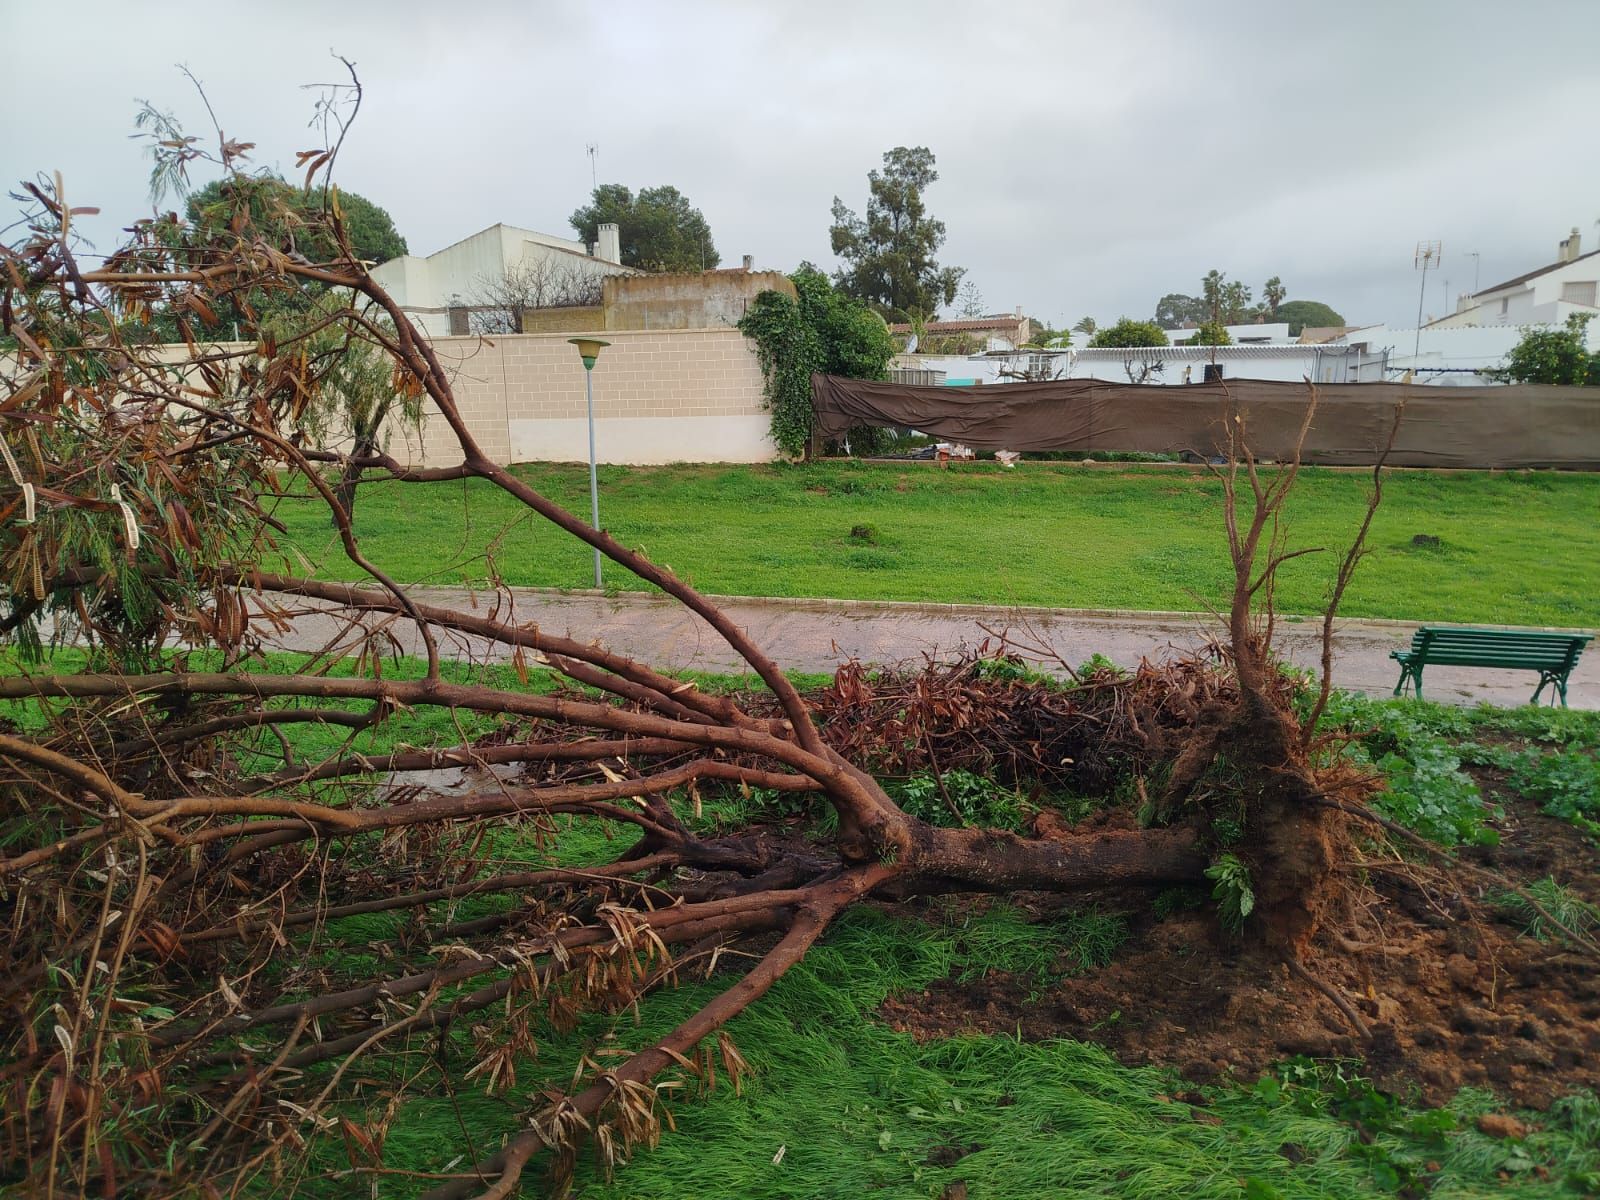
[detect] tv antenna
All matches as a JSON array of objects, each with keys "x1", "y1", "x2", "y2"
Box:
[
  {"x1": 586, "y1": 143, "x2": 598, "y2": 191},
  {"x1": 1467, "y1": 250, "x2": 1481, "y2": 294},
  {"x1": 1413, "y1": 240, "x2": 1441, "y2": 363}
]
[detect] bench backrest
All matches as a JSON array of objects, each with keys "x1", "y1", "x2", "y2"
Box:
[{"x1": 1409, "y1": 626, "x2": 1593, "y2": 671}]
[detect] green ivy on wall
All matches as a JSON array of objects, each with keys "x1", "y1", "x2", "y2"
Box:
[{"x1": 738, "y1": 267, "x2": 894, "y2": 457}]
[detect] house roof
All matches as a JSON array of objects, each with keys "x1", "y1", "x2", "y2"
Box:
[
  {"x1": 888, "y1": 316, "x2": 1024, "y2": 334},
  {"x1": 1473, "y1": 248, "x2": 1600, "y2": 298},
  {"x1": 1074, "y1": 344, "x2": 1358, "y2": 359}
]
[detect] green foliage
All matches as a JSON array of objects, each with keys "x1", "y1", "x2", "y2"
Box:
[
  {"x1": 570, "y1": 183, "x2": 718, "y2": 272},
  {"x1": 1189, "y1": 320, "x2": 1232, "y2": 346},
  {"x1": 1204, "y1": 852, "x2": 1255, "y2": 932},
  {"x1": 1314, "y1": 692, "x2": 1600, "y2": 842},
  {"x1": 889, "y1": 769, "x2": 1025, "y2": 830},
  {"x1": 261, "y1": 292, "x2": 419, "y2": 447},
  {"x1": 972, "y1": 655, "x2": 1053, "y2": 685},
  {"x1": 127, "y1": 175, "x2": 409, "y2": 340},
  {"x1": 1153, "y1": 292, "x2": 1207, "y2": 329},
  {"x1": 185, "y1": 176, "x2": 408, "y2": 265},
  {"x1": 1274, "y1": 299, "x2": 1346, "y2": 336},
  {"x1": 1201, "y1": 270, "x2": 1254, "y2": 325},
  {"x1": 1152, "y1": 884, "x2": 1207, "y2": 919},
  {"x1": 1262, "y1": 276, "x2": 1286, "y2": 316},
  {"x1": 1504, "y1": 748, "x2": 1600, "y2": 835},
  {"x1": 737, "y1": 267, "x2": 894, "y2": 456},
  {"x1": 1374, "y1": 742, "x2": 1500, "y2": 846},
  {"x1": 829, "y1": 146, "x2": 965, "y2": 314},
  {"x1": 1314, "y1": 692, "x2": 1499, "y2": 845},
  {"x1": 1089, "y1": 318, "x2": 1170, "y2": 348},
  {"x1": 1491, "y1": 877, "x2": 1600, "y2": 943},
  {"x1": 1492, "y1": 313, "x2": 1600, "y2": 385}
]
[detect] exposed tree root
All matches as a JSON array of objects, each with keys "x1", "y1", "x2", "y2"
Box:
[{"x1": 2, "y1": 100, "x2": 1573, "y2": 1199}]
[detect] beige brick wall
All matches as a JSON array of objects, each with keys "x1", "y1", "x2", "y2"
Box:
[{"x1": 392, "y1": 328, "x2": 774, "y2": 467}]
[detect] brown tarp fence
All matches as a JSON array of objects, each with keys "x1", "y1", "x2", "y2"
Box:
[{"x1": 810, "y1": 374, "x2": 1600, "y2": 469}]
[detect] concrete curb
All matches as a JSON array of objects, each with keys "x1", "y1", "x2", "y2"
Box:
[{"x1": 406, "y1": 585, "x2": 1596, "y2": 637}]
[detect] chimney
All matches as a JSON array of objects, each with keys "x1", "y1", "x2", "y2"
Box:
[
  {"x1": 1559, "y1": 227, "x2": 1581, "y2": 263},
  {"x1": 597, "y1": 222, "x2": 622, "y2": 265},
  {"x1": 741, "y1": 254, "x2": 754, "y2": 272}
]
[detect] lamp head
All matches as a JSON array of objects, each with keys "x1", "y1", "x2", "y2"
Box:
[{"x1": 568, "y1": 337, "x2": 611, "y2": 371}]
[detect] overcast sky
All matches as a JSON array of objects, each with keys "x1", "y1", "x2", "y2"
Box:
[{"x1": 5, "y1": 0, "x2": 1597, "y2": 330}]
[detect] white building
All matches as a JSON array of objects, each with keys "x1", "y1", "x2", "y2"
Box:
[
  {"x1": 370, "y1": 222, "x2": 638, "y2": 337},
  {"x1": 1169, "y1": 322, "x2": 1294, "y2": 345},
  {"x1": 891, "y1": 342, "x2": 1377, "y2": 386},
  {"x1": 1070, "y1": 343, "x2": 1378, "y2": 385},
  {"x1": 1431, "y1": 228, "x2": 1600, "y2": 329},
  {"x1": 1328, "y1": 324, "x2": 1524, "y2": 386}
]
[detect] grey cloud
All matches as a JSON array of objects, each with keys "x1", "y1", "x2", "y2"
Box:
[{"x1": 4, "y1": 0, "x2": 1595, "y2": 328}]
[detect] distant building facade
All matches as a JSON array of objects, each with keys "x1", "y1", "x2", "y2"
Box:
[
  {"x1": 1432, "y1": 228, "x2": 1600, "y2": 329},
  {"x1": 890, "y1": 310, "x2": 1034, "y2": 353},
  {"x1": 370, "y1": 222, "x2": 639, "y2": 338}
]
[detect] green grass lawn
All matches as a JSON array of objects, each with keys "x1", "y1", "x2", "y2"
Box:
[
  {"x1": 275, "y1": 461, "x2": 1600, "y2": 627},
  {"x1": 10, "y1": 643, "x2": 1598, "y2": 1197}
]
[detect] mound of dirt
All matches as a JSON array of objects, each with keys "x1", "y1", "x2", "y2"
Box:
[{"x1": 880, "y1": 797, "x2": 1600, "y2": 1109}]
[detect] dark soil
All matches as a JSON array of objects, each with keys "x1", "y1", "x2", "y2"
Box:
[{"x1": 880, "y1": 795, "x2": 1600, "y2": 1109}]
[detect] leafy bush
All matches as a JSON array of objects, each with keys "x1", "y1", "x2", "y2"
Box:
[
  {"x1": 738, "y1": 267, "x2": 894, "y2": 457},
  {"x1": 1491, "y1": 313, "x2": 1600, "y2": 385},
  {"x1": 1205, "y1": 852, "x2": 1255, "y2": 932},
  {"x1": 1504, "y1": 749, "x2": 1600, "y2": 835},
  {"x1": 1372, "y1": 743, "x2": 1500, "y2": 846},
  {"x1": 891, "y1": 769, "x2": 1024, "y2": 830},
  {"x1": 1088, "y1": 317, "x2": 1170, "y2": 348}
]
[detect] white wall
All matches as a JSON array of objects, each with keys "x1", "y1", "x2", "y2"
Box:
[
  {"x1": 1345, "y1": 321, "x2": 1600, "y2": 384},
  {"x1": 1070, "y1": 346, "x2": 1373, "y2": 384},
  {"x1": 507, "y1": 415, "x2": 775, "y2": 464}
]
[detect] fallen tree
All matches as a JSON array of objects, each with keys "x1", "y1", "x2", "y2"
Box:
[{"x1": 3, "y1": 79, "x2": 1585, "y2": 1199}]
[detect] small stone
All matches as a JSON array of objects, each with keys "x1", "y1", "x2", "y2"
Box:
[{"x1": 1476, "y1": 1113, "x2": 1528, "y2": 1140}]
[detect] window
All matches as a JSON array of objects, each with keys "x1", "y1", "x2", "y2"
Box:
[
  {"x1": 447, "y1": 305, "x2": 469, "y2": 336},
  {"x1": 1561, "y1": 280, "x2": 1597, "y2": 307},
  {"x1": 1499, "y1": 297, "x2": 1509, "y2": 316},
  {"x1": 890, "y1": 368, "x2": 946, "y2": 387}
]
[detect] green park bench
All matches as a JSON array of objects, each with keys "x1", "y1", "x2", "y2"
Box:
[{"x1": 1391, "y1": 626, "x2": 1593, "y2": 707}]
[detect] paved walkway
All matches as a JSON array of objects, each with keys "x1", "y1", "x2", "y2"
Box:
[{"x1": 264, "y1": 587, "x2": 1599, "y2": 710}]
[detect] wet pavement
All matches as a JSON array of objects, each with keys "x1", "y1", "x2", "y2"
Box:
[{"x1": 260, "y1": 587, "x2": 1598, "y2": 710}]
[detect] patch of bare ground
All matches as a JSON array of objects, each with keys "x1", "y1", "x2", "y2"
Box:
[{"x1": 881, "y1": 793, "x2": 1600, "y2": 1109}]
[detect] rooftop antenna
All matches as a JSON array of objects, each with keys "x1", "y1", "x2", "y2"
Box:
[
  {"x1": 586, "y1": 143, "x2": 598, "y2": 191},
  {"x1": 1467, "y1": 250, "x2": 1480, "y2": 294},
  {"x1": 1413, "y1": 239, "x2": 1441, "y2": 364}
]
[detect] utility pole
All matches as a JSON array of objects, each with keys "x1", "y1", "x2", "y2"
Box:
[{"x1": 586, "y1": 143, "x2": 598, "y2": 191}]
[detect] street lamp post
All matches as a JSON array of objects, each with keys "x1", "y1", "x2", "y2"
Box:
[{"x1": 568, "y1": 337, "x2": 611, "y2": 588}]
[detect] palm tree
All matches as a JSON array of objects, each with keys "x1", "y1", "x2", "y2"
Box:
[{"x1": 1263, "y1": 276, "x2": 1286, "y2": 317}]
